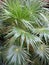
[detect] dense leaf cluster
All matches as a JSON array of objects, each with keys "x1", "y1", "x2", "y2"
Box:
[{"x1": 0, "y1": 0, "x2": 49, "y2": 65}]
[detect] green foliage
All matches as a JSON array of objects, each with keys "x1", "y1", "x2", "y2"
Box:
[
  {"x1": 0, "y1": 0, "x2": 49, "y2": 65},
  {"x1": 5, "y1": 45, "x2": 29, "y2": 65}
]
